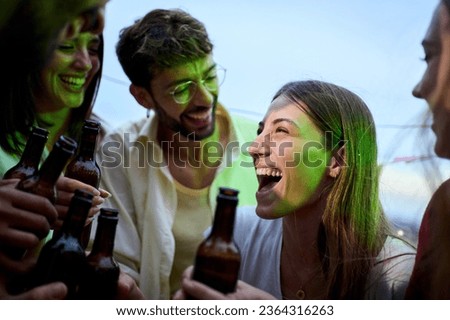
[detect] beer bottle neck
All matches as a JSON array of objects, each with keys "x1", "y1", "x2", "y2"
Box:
[
  {"x1": 19, "y1": 134, "x2": 47, "y2": 167},
  {"x1": 77, "y1": 133, "x2": 98, "y2": 161},
  {"x1": 38, "y1": 146, "x2": 73, "y2": 186},
  {"x1": 91, "y1": 217, "x2": 118, "y2": 256},
  {"x1": 62, "y1": 198, "x2": 92, "y2": 238},
  {"x1": 209, "y1": 198, "x2": 237, "y2": 242}
]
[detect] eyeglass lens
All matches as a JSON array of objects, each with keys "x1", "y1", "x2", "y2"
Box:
[{"x1": 172, "y1": 67, "x2": 226, "y2": 104}]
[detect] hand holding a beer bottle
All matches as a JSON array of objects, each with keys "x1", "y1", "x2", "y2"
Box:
[
  {"x1": 53, "y1": 176, "x2": 108, "y2": 231},
  {"x1": 173, "y1": 188, "x2": 276, "y2": 300},
  {"x1": 0, "y1": 269, "x2": 144, "y2": 300},
  {"x1": 0, "y1": 274, "x2": 67, "y2": 300},
  {"x1": 0, "y1": 179, "x2": 58, "y2": 273},
  {"x1": 173, "y1": 266, "x2": 275, "y2": 300}
]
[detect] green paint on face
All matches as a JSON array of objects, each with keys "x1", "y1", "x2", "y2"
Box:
[
  {"x1": 150, "y1": 55, "x2": 219, "y2": 140},
  {"x1": 34, "y1": 32, "x2": 100, "y2": 114},
  {"x1": 253, "y1": 98, "x2": 333, "y2": 218}
]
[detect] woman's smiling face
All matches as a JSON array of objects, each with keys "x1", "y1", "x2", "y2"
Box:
[
  {"x1": 248, "y1": 96, "x2": 332, "y2": 219},
  {"x1": 35, "y1": 32, "x2": 101, "y2": 113}
]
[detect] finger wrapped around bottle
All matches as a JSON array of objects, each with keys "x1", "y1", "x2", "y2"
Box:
[{"x1": 53, "y1": 177, "x2": 104, "y2": 231}]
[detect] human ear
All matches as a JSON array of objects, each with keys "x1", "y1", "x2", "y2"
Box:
[
  {"x1": 129, "y1": 84, "x2": 155, "y2": 110},
  {"x1": 328, "y1": 147, "x2": 345, "y2": 179}
]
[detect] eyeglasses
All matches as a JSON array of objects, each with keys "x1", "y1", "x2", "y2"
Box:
[{"x1": 169, "y1": 65, "x2": 226, "y2": 104}]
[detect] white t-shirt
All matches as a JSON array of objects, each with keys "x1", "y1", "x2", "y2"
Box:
[{"x1": 233, "y1": 206, "x2": 416, "y2": 299}]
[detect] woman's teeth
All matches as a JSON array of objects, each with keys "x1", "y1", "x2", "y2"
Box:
[
  {"x1": 256, "y1": 167, "x2": 282, "y2": 177},
  {"x1": 60, "y1": 76, "x2": 86, "y2": 89}
]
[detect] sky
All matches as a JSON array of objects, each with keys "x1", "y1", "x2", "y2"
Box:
[{"x1": 94, "y1": 0, "x2": 446, "y2": 242}]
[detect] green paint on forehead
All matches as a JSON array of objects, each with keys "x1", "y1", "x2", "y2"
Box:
[{"x1": 155, "y1": 56, "x2": 215, "y2": 87}]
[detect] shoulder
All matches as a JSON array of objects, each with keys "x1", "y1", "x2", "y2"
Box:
[
  {"x1": 99, "y1": 117, "x2": 160, "y2": 161},
  {"x1": 366, "y1": 236, "x2": 416, "y2": 299},
  {"x1": 428, "y1": 178, "x2": 450, "y2": 209},
  {"x1": 234, "y1": 206, "x2": 282, "y2": 250},
  {"x1": 102, "y1": 117, "x2": 153, "y2": 143},
  {"x1": 406, "y1": 179, "x2": 450, "y2": 298},
  {"x1": 415, "y1": 178, "x2": 450, "y2": 258},
  {"x1": 234, "y1": 206, "x2": 258, "y2": 240},
  {"x1": 234, "y1": 207, "x2": 283, "y2": 298},
  {"x1": 435, "y1": 177, "x2": 450, "y2": 194},
  {"x1": 426, "y1": 178, "x2": 450, "y2": 221}
]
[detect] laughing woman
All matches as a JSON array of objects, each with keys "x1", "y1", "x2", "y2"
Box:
[
  {"x1": 0, "y1": 26, "x2": 144, "y2": 300},
  {"x1": 0, "y1": 31, "x2": 105, "y2": 268},
  {"x1": 175, "y1": 80, "x2": 416, "y2": 300},
  {"x1": 0, "y1": 31, "x2": 105, "y2": 221},
  {"x1": 1, "y1": 31, "x2": 103, "y2": 161}
]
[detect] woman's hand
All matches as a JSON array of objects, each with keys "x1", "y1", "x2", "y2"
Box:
[
  {"x1": 0, "y1": 179, "x2": 58, "y2": 273},
  {"x1": 172, "y1": 266, "x2": 276, "y2": 300},
  {"x1": 0, "y1": 273, "x2": 67, "y2": 299},
  {"x1": 53, "y1": 176, "x2": 106, "y2": 231}
]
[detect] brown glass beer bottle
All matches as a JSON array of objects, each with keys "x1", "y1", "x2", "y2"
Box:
[
  {"x1": 65, "y1": 119, "x2": 102, "y2": 188},
  {"x1": 3, "y1": 127, "x2": 49, "y2": 180},
  {"x1": 65, "y1": 119, "x2": 102, "y2": 248},
  {"x1": 17, "y1": 135, "x2": 77, "y2": 203},
  {"x1": 4, "y1": 135, "x2": 77, "y2": 261},
  {"x1": 191, "y1": 187, "x2": 241, "y2": 294},
  {"x1": 31, "y1": 189, "x2": 93, "y2": 299},
  {"x1": 78, "y1": 208, "x2": 120, "y2": 299}
]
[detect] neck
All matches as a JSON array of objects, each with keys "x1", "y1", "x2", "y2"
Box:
[
  {"x1": 37, "y1": 108, "x2": 72, "y2": 149},
  {"x1": 280, "y1": 198, "x2": 328, "y2": 299},
  {"x1": 281, "y1": 193, "x2": 328, "y2": 265}
]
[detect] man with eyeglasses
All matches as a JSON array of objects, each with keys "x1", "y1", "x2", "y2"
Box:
[{"x1": 98, "y1": 9, "x2": 258, "y2": 299}]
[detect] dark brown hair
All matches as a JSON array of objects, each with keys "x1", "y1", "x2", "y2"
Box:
[
  {"x1": 116, "y1": 9, "x2": 213, "y2": 88},
  {"x1": 0, "y1": 35, "x2": 103, "y2": 155},
  {"x1": 444, "y1": 0, "x2": 450, "y2": 13},
  {"x1": 274, "y1": 80, "x2": 389, "y2": 299},
  {"x1": 0, "y1": 0, "x2": 106, "y2": 155}
]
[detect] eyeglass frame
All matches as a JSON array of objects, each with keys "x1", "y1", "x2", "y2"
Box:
[{"x1": 168, "y1": 64, "x2": 226, "y2": 105}]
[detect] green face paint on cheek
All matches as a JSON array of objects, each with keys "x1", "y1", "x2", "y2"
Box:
[
  {"x1": 256, "y1": 102, "x2": 332, "y2": 217},
  {"x1": 36, "y1": 32, "x2": 100, "y2": 113}
]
